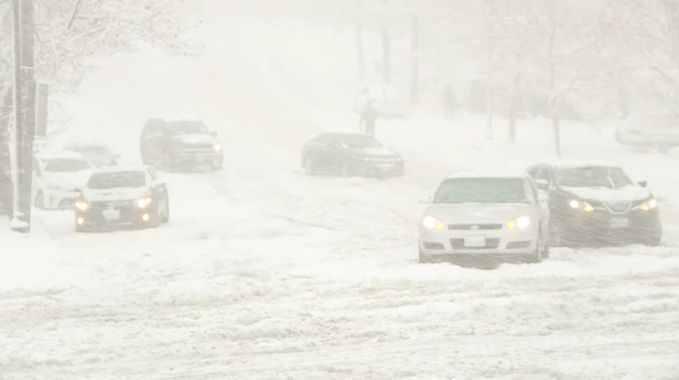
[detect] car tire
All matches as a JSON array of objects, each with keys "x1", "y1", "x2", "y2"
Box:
[
  {"x1": 526, "y1": 235, "x2": 543, "y2": 264},
  {"x1": 303, "y1": 156, "x2": 316, "y2": 176},
  {"x1": 418, "y1": 248, "x2": 432, "y2": 264},
  {"x1": 161, "y1": 196, "x2": 170, "y2": 224},
  {"x1": 341, "y1": 161, "x2": 351, "y2": 177},
  {"x1": 34, "y1": 191, "x2": 45, "y2": 210}
]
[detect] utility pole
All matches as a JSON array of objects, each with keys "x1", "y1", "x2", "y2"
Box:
[
  {"x1": 10, "y1": 0, "x2": 35, "y2": 233},
  {"x1": 486, "y1": 0, "x2": 494, "y2": 140}
]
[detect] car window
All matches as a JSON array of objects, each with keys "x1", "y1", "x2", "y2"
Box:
[
  {"x1": 87, "y1": 171, "x2": 147, "y2": 189},
  {"x1": 434, "y1": 178, "x2": 532, "y2": 204},
  {"x1": 44, "y1": 159, "x2": 90, "y2": 173},
  {"x1": 165, "y1": 121, "x2": 208, "y2": 136},
  {"x1": 555, "y1": 166, "x2": 633, "y2": 189}
]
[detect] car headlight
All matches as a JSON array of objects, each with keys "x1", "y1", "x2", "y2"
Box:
[
  {"x1": 135, "y1": 197, "x2": 153, "y2": 209},
  {"x1": 213, "y1": 144, "x2": 222, "y2": 152},
  {"x1": 75, "y1": 199, "x2": 89, "y2": 211},
  {"x1": 641, "y1": 198, "x2": 658, "y2": 211},
  {"x1": 507, "y1": 215, "x2": 531, "y2": 230},
  {"x1": 422, "y1": 216, "x2": 446, "y2": 230},
  {"x1": 569, "y1": 199, "x2": 594, "y2": 213}
]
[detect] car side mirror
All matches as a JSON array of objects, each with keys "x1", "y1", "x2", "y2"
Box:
[
  {"x1": 420, "y1": 195, "x2": 433, "y2": 204},
  {"x1": 534, "y1": 179, "x2": 551, "y2": 191},
  {"x1": 639, "y1": 181, "x2": 648, "y2": 188}
]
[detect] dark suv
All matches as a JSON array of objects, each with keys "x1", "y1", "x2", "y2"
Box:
[
  {"x1": 302, "y1": 133, "x2": 404, "y2": 178},
  {"x1": 140, "y1": 119, "x2": 223, "y2": 171},
  {"x1": 527, "y1": 163, "x2": 661, "y2": 246}
]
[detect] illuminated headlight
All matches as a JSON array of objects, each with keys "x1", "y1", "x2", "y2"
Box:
[
  {"x1": 507, "y1": 215, "x2": 531, "y2": 230},
  {"x1": 641, "y1": 198, "x2": 658, "y2": 211},
  {"x1": 569, "y1": 199, "x2": 594, "y2": 213},
  {"x1": 422, "y1": 216, "x2": 446, "y2": 230},
  {"x1": 213, "y1": 144, "x2": 222, "y2": 152},
  {"x1": 135, "y1": 197, "x2": 153, "y2": 209},
  {"x1": 75, "y1": 199, "x2": 89, "y2": 211}
]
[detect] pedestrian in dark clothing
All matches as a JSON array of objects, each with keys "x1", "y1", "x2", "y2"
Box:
[
  {"x1": 443, "y1": 84, "x2": 457, "y2": 119},
  {"x1": 361, "y1": 102, "x2": 379, "y2": 137}
]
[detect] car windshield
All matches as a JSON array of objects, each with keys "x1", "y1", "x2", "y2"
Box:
[
  {"x1": 43, "y1": 159, "x2": 90, "y2": 173},
  {"x1": 338, "y1": 135, "x2": 381, "y2": 149},
  {"x1": 165, "y1": 121, "x2": 208, "y2": 136},
  {"x1": 434, "y1": 178, "x2": 532, "y2": 204},
  {"x1": 555, "y1": 167, "x2": 633, "y2": 189},
  {"x1": 87, "y1": 171, "x2": 146, "y2": 189}
]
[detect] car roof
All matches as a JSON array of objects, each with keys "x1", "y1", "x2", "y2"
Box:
[
  {"x1": 91, "y1": 166, "x2": 149, "y2": 175},
  {"x1": 537, "y1": 160, "x2": 622, "y2": 169},
  {"x1": 445, "y1": 169, "x2": 530, "y2": 180},
  {"x1": 317, "y1": 132, "x2": 375, "y2": 139},
  {"x1": 37, "y1": 150, "x2": 88, "y2": 161}
]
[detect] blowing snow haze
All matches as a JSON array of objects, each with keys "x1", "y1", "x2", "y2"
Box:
[{"x1": 1, "y1": 0, "x2": 679, "y2": 379}]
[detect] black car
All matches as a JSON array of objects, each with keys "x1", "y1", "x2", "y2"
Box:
[
  {"x1": 527, "y1": 163, "x2": 661, "y2": 246},
  {"x1": 301, "y1": 133, "x2": 404, "y2": 178},
  {"x1": 140, "y1": 118, "x2": 223, "y2": 171},
  {"x1": 74, "y1": 166, "x2": 170, "y2": 232}
]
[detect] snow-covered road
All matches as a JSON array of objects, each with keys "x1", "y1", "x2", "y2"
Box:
[{"x1": 2, "y1": 118, "x2": 679, "y2": 379}]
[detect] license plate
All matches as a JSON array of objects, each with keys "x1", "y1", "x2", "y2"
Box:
[
  {"x1": 464, "y1": 235, "x2": 486, "y2": 248},
  {"x1": 103, "y1": 209, "x2": 120, "y2": 221},
  {"x1": 610, "y1": 218, "x2": 629, "y2": 228}
]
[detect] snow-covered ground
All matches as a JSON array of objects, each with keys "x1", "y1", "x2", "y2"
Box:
[{"x1": 2, "y1": 2, "x2": 679, "y2": 379}]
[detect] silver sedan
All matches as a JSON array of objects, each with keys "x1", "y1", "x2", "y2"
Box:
[{"x1": 418, "y1": 172, "x2": 550, "y2": 265}]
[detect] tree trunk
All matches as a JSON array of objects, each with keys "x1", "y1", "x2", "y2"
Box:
[
  {"x1": 508, "y1": 96, "x2": 516, "y2": 144},
  {"x1": 355, "y1": 18, "x2": 366, "y2": 82},
  {"x1": 548, "y1": 0, "x2": 561, "y2": 157},
  {"x1": 0, "y1": 88, "x2": 11, "y2": 217},
  {"x1": 409, "y1": 13, "x2": 419, "y2": 105},
  {"x1": 381, "y1": 26, "x2": 391, "y2": 85}
]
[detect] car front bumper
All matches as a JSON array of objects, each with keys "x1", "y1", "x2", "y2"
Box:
[
  {"x1": 554, "y1": 208, "x2": 661, "y2": 245},
  {"x1": 170, "y1": 151, "x2": 223, "y2": 167},
  {"x1": 419, "y1": 227, "x2": 539, "y2": 259},
  {"x1": 359, "y1": 161, "x2": 404, "y2": 177},
  {"x1": 75, "y1": 201, "x2": 155, "y2": 230}
]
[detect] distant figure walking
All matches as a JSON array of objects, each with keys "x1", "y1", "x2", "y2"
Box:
[
  {"x1": 361, "y1": 102, "x2": 379, "y2": 137},
  {"x1": 443, "y1": 84, "x2": 457, "y2": 119}
]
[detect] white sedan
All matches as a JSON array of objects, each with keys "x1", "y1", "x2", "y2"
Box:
[
  {"x1": 418, "y1": 172, "x2": 550, "y2": 265},
  {"x1": 33, "y1": 151, "x2": 93, "y2": 210}
]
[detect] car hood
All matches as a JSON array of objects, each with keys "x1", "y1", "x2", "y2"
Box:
[
  {"x1": 170, "y1": 134, "x2": 217, "y2": 146},
  {"x1": 356, "y1": 146, "x2": 399, "y2": 158},
  {"x1": 424, "y1": 203, "x2": 538, "y2": 224},
  {"x1": 561, "y1": 185, "x2": 650, "y2": 203},
  {"x1": 43, "y1": 170, "x2": 92, "y2": 190},
  {"x1": 83, "y1": 187, "x2": 148, "y2": 202}
]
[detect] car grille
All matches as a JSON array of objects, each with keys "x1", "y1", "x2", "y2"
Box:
[
  {"x1": 605, "y1": 202, "x2": 631, "y2": 214},
  {"x1": 449, "y1": 224, "x2": 503, "y2": 231},
  {"x1": 92, "y1": 200, "x2": 132, "y2": 209},
  {"x1": 450, "y1": 238, "x2": 500, "y2": 250}
]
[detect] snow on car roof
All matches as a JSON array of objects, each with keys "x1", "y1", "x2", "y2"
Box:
[
  {"x1": 36, "y1": 150, "x2": 88, "y2": 161},
  {"x1": 541, "y1": 160, "x2": 622, "y2": 169},
  {"x1": 446, "y1": 169, "x2": 529, "y2": 180},
  {"x1": 92, "y1": 166, "x2": 148, "y2": 175}
]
